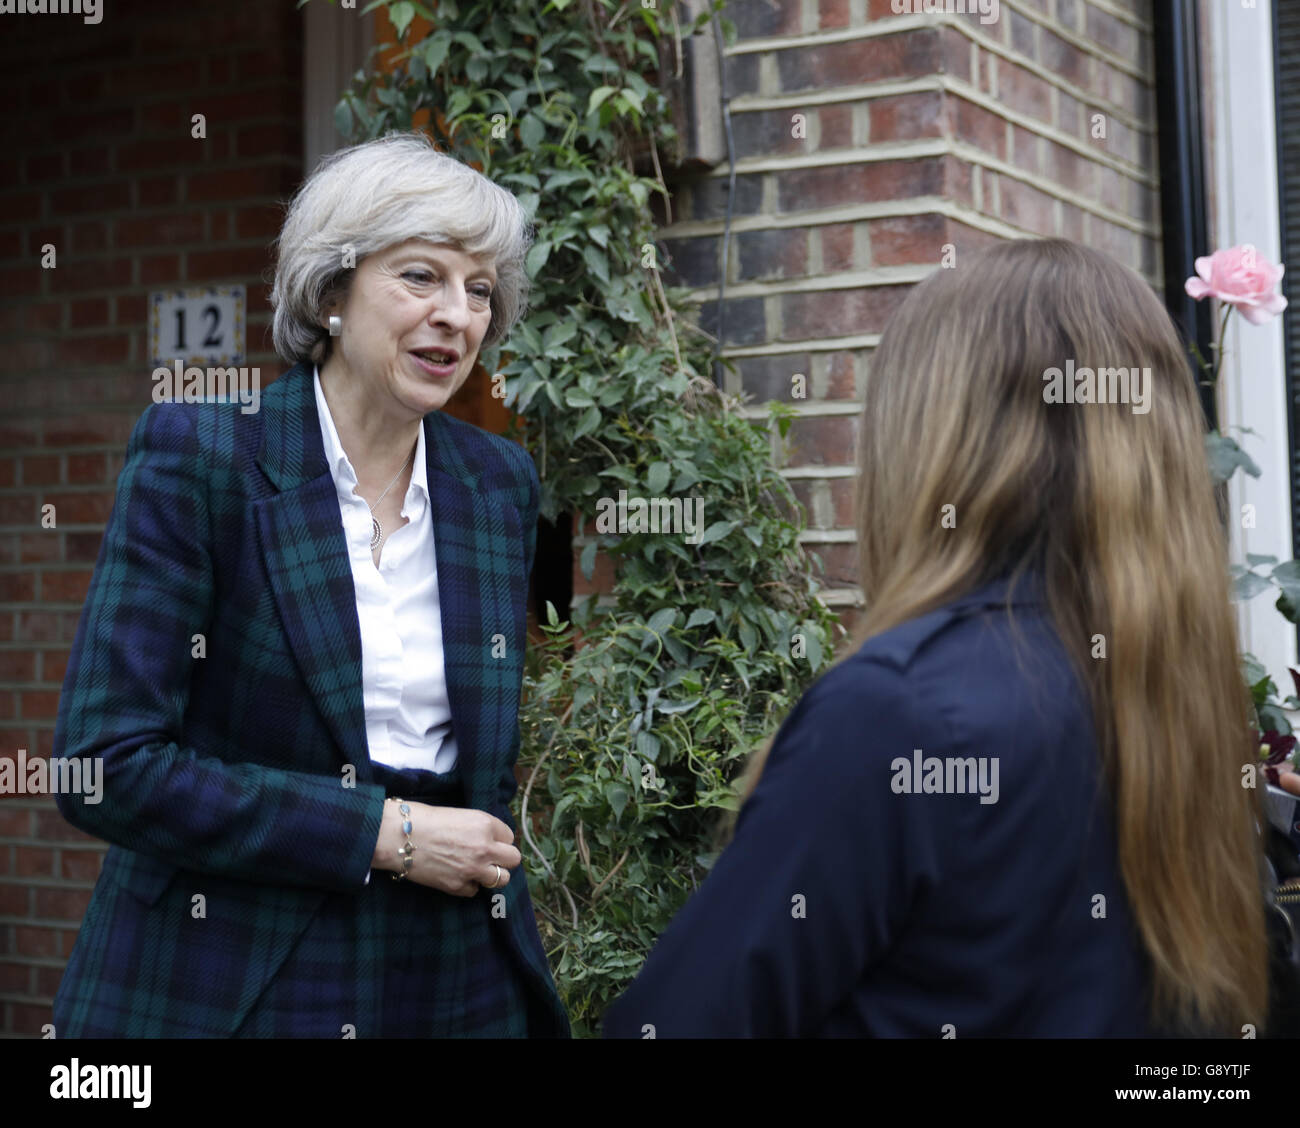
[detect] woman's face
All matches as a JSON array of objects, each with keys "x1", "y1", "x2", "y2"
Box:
[{"x1": 323, "y1": 239, "x2": 496, "y2": 421}]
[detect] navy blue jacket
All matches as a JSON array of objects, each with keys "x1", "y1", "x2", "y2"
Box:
[{"x1": 602, "y1": 573, "x2": 1155, "y2": 1037}]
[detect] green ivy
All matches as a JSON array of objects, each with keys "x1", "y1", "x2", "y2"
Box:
[{"x1": 311, "y1": 0, "x2": 843, "y2": 1034}]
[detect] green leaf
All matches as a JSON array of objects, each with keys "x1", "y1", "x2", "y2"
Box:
[
  {"x1": 698, "y1": 520, "x2": 738, "y2": 546},
  {"x1": 671, "y1": 463, "x2": 701, "y2": 491},
  {"x1": 1258, "y1": 704, "x2": 1292, "y2": 736},
  {"x1": 662, "y1": 635, "x2": 689, "y2": 665},
  {"x1": 1205, "y1": 430, "x2": 1262, "y2": 482},
  {"x1": 545, "y1": 170, "x2": 589, "y2": 192},
  {"x1": 333, "y1": 99, "x2": 353, "y2": 138},
  {"x1": 519, "y1": 113, "x2": 545, "y2": 150},
  {"x1": 551, "y1": 792, "x2": 578, "y2": 824},
  {"x1": 1242, "y1": 654, "x2": 1268, "y2": 686},
  {"x1": 646, "y1": 461, "x2": 670, "y2": 495},
  {"x1": 802, "y1": 624, "x2": 824, "y2": 670},
  {"x1": 1271, "y1": 560, "x2": 1300, "y2": 605},
  {"x1": 446, "y1": 88, "x2": 472, "y2": 119},
  {"x1": 685, "y1": 608, "x2": 715, "y2": 629},
  {"x1": 738, "y1": 618, "x2": 758, "y2": 654},
  {"x1": 581, "y1": 54, "x2": 621, "y2": 75},
  {"x1": 501, "y1": 170, "x2": 541, "y2": 190},
  {"x1": 543, "y1": 321, "x2": 577, "y2": 351},
  {"x1": 525, "y1": 241, "x2": 552, "y2": 278},
  {"x1": 587, "y1": 85, "x2": 618, "y2": 116},
  {"x1": 507, "y1": 86, "x2": 530, "y2": 115},
  {"x1": 606, "y1": 783, "x2": 629, "y2": 821},
  {"x1": 1277, "y1": 590, "x2": 1298, "y2": 624},
  {"x1": 516, "y1": 192, "x2": 540, "y2": 222},
  {"x1": 647, "y1": 607, "x2": 678, "y2": 635},
  {"x1": 583, "y1": 244, "x2": 610, "y2": 284},
  {"x1": 573, "y1": 404, "x2": 601, "y2": 439},
  {"x1": 580, "y1": 539, "x2": 598, "y2": 581},
  {"x1": 451, "y1": 30, "x2": 487, "y2": 53},
  {"x1": 635, "y1": 731, "x2": 661, "y2": 762},
  {"x1": 1234, "y1": 571, "x2": 1273, "y2": 601},
  {"x1": 387, "y1": 1, "x2": 416, "y2": 36},
  {"x1": 516, "y1": 319, "x2": 543, "y2": 354}
]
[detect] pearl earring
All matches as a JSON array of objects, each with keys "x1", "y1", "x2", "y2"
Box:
[{"x1": 328, "y1": 315, "x2": 342, "y2": 337}]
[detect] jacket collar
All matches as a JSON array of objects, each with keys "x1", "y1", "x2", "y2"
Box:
[
  {"x1": 945, "y1": 567, "x2": 1047, "y2": 611},
  {"x1": 256, "y1": 362, "x2": 478, "y2": 493},
  {"x1": 251, "y1": 361, "x2": 492, "y2": 797}
]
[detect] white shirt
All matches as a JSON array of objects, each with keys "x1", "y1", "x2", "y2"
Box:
[{"x1": 313, "y1": 367, "x2": 458, "y2": 777}]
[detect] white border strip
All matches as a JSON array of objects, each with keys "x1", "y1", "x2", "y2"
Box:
[{"x1": 1208, "y1": 1, "x2": 1295, "y2": 679}]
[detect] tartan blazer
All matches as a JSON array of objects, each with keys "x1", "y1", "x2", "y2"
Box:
[{"x1": 51, "y1": 362, "x2": 569, "y2": 1037}]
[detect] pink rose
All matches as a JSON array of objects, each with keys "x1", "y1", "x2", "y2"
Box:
[{"x1": 1185, "y1": 244, "x2": 1288, "y2": 325}]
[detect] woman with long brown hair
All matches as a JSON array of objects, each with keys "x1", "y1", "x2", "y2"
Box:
[{"x1": 602, "y1": 237, "x2": 1279, "y2": 1038}]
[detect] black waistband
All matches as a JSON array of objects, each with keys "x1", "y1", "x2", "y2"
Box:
[{"x1": 368, "y1": 759, "x2": 467, "y2": 804}]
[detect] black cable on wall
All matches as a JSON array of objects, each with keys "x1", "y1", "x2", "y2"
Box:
[{"x1": 1152, "y1": 0, "x2": 1215, "y2": 428}]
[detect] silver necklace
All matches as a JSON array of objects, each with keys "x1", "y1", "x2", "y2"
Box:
[{"x1": 367, "y1": 445, "x2": 416, "y2": 549}]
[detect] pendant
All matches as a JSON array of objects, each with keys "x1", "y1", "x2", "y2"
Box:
[{"x1": 370, "y1": 516, "x2": 382, "y2": 549}]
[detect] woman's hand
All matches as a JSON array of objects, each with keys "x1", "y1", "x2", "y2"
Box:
[
  {"x1": 1280, "y1": 770, "x2": 1300, "y2": 798},
  {"x1": 371, "y1": 799, "x2": 521, "y2": 896}
]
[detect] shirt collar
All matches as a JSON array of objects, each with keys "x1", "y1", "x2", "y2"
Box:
[
  {"x1": 313, "y1": 365, "x2": 428, "y2": 505},
  {"x1": 946, "y1": 567, "x2": 1046, "y2": 610}
]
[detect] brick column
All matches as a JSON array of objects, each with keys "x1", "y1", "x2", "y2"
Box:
[
  {"x1": 0, "y1": 0, "x2": 304, "y2": 1037},
  {"x1": 661, "y1": 0, "x2": 1160, "y2": 633}
]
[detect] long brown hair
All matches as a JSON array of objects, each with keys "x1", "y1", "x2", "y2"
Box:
[{"x1": 730, "y1": 238, "x2": 1268, "y2": 1035}]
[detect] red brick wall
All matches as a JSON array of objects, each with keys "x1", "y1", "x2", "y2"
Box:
[
  {"x1": 0, "y1": 0, "x2": 303, "y2": 1037},
  {"x1": 655, "y1": 0, "x2": 1160, "y2": 635},
  {"x1": 0, "y1": 0, "x2": 1165, "y2": 1037}
]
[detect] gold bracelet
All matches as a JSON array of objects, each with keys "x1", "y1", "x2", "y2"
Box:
[{"x1": 391, "y1": 798, "x2": 416, "y2": 882}]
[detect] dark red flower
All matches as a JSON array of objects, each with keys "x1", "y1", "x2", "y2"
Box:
[{"x1": 1255, "y1": 729, "x2": 1297, "y2": 786}]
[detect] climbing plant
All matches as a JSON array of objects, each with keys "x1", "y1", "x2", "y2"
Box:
[{"x1": 311, "y1": 0, "x2": 843, "y2": 1035}]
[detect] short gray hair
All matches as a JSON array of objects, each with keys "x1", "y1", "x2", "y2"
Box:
[{"x1": 270, "y1": 131, "x2": 532, "y2": 365}]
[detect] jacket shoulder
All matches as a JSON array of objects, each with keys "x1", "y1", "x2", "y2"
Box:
[
  {"x1": 842, "y1": 585, "x2": 1082, "y2": 757},
  {"x1": 856, "y1": 603, "x2": 981, "y2": 675},
  {"x1": 855, "y1": 576, "x2": 1051, "y2": 675},
  {"x1": 429, "y1": 412, "x2": 538, "y2": 498}
]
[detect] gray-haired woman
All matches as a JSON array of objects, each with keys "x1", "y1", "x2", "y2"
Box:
[{"x1": 52, "y1": 131, "x2": 569, "y2": 1037}]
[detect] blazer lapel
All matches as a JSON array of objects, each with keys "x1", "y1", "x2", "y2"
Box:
[
  {"x1": 423, "y1": 410, "x2": 526, "y2": 812},
  {"x1": 252, "y1": 363, "x2": 522, "y2": 804},
  {"x1": 253, "y1": 364, "x2": 373, "y2": 780}
]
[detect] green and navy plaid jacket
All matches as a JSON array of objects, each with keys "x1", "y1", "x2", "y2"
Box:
[{"x1": 50, "y1": 362, "x2": 569, "y2": 1037}]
